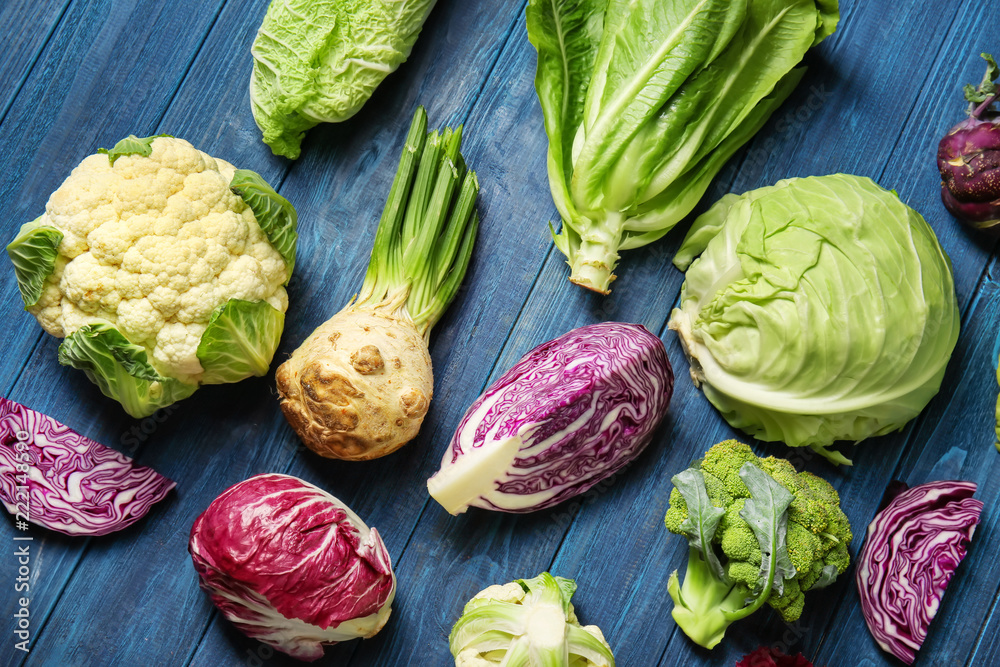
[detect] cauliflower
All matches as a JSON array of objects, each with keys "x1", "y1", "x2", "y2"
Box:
[
  {"x1": 449, "y1": 573, "x2": 615, "y2": 667},
  {"x1": 7, "y1": 135, "x2": 297, "y2": 417},
  {"x1": 663, "y1": 440, "x2": 852, "y2": 649}
]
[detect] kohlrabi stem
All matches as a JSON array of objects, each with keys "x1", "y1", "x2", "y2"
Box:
[
  {"x1": 973, "y1": 93, "x2": 998, "y2": 120},
  {"x1": 356, "y1": 107, "x2": 480, "y2": 337}
]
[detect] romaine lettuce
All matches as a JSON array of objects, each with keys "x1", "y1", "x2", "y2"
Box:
[{"x1": 527, "y1": 0, "x2": 838, "y2": 293}]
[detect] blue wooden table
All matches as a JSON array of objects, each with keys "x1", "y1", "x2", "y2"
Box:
[{"x1": 2, "y1": 1, "x2": 999, "y2": 665}]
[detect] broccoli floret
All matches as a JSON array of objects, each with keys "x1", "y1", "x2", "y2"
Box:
[{"x1": 664, "y1": 440, "x2": 852, "y2": 649}]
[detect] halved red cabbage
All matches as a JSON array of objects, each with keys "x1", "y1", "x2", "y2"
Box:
[
  {"x1": 189, "y1": 473, "x2": 395, "y2": 662},
  {"x1": 856, "y1": 480, "x2": 983, "y2": 664},
  {"x1": 427, "y1": 322, "x2": 672, "y2": 514},
  {"x1": 0, "y1": 397, "x2": 175, "y2": 535}
]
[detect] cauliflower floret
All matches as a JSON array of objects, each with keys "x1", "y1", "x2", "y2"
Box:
[
  {"x1": 24, "y1": 136, "x2": 293, "y2": 384},
  {"x1": 153, "y1": 321, "x2": 207, "y2": 382}
]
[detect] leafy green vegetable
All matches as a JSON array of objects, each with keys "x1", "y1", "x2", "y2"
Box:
[
  {"x1": 249, "y1": 0, "x2": 437, "y2": 159},
  {"x1": 198, "y1": 299, "x2": 286, "y2": 385},
  {"x1": 230, "y1": 168, "x2": 298, "y2": 277},
  {"x1": 6, "y1": 217, "x2": 63, "y2": 308},
  {"x1": 669, "y1": 175, "x2": 960, "y2": 463},
  {"x1": 527, "y1": 0, "x2": 838, "y2": 293},
  {"x1": 449, "y1": 572, "x2": 616, "y2": 666},
  {"x1": 665, "y1": 440, "x2": 852, "y2": 649},
  {"x1": 98, "y1": 134, "x2": 172, "y2": 165},
  {"x1": 58, "y1": 324, "x2": 199, "y2": 418}
]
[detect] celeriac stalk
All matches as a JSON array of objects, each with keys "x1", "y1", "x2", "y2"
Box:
[{"x1": 276, "y1": 107, "x2": 479, "y2": 460}]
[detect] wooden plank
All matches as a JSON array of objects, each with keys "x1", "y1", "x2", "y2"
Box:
[
  {"x1": 0, "y1": 0, "x2": 242, "y2": 665},
  {"x1": 0, "y1": 0, "x2": 537, "y2": 665},
  {"x1": 0, "y1": 1, "x2": 232, "y2": 665},
  {"x1": 0, "y1": 0, "x2": 69, "y2": 121},
  {"x1": 0, "y1": 0, "x2": 997, "y2": 665},
  {"x1": 345, "y1": 0, "x2": 986, "y2": 664}
]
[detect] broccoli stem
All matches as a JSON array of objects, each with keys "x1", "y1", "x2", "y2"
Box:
[{"x1": 667, "y1": 547, "x2": 750, "y2": 649}]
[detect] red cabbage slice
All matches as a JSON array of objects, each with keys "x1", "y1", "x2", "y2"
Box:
[
  {"x1": 0, "y1": 397, "x2": 175, "y2": 536},
  {"x1": 189, "y1": 473, "x2": 395, "y2": 662},
  {"x1": 428, "y1": 322, "x2": 672, "y2": 514},
  {"x1": 856, "y1": 479, "x2": 982, "y2": 664}
]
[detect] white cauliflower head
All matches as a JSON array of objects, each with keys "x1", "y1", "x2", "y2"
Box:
[{"x1": 8, "y1": 135, "x2": 297, "y2": 416}]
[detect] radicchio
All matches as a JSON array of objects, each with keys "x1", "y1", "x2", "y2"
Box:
[
  {"x1": 735, "y1": 647, "x2": 814, "y2": 667},
  {"x1": 0, "y1": 397, "x2": 175, "y2": 535},
  {"x1": 856, "y1": 479, "x2": 982, "y2": 664},
  {"x1": 189, "y1": 473, "x2": 395, "y2": 662},
  {"x1": 427, "y1": 322, "x2": 672, "y2": 514}
]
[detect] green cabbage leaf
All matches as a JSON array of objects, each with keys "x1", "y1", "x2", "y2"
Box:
[
  {"x1": 249, "y1": 0, "x2": 437, "y2": 159},
  {"x1": 668, "y1": 174, "x2": 960, "y2": 463}
]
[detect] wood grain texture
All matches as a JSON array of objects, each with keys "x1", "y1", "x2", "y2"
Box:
[{"x1": 2, "y1": 0, "x2": 999, "y2": 665}]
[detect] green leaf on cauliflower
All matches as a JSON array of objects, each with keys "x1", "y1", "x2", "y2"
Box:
[
  {"x1": 58, "y1": 323, "x2": 198, "y2": 419},
  {"x1": 197, "y1": 299, "x2": 286, "y2": 385},
  {"x1": 6, "y1": 217, "x2": 62, "y2": 308},
  {"x1": 230, "y1": 169, "x2": 297, "y2": 279},
  {"x1": 98, "y1": 134, "x2": 172, "y2": 165}
]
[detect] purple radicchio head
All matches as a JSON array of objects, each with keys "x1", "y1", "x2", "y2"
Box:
[
  {"x1": 856, "y1": 479, "x2": 982, "y2": 664},
  {"x1": 0, "y1": 397, "x2": 175, "y2": 536},
  {"x1": 427, "y1": 321, "x2": 673, "y2": 514},
  {"x1": 189, "y1": 473, "x2": 395, "y2": 662}
]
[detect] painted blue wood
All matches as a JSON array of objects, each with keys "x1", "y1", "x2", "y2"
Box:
[{"x1": 1, "y1": 0, "x2": 999, "y2": 666}]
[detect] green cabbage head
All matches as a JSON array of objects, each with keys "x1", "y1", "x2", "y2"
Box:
[
  {"x1": 250, "y1": 0, "x2": 437, "y2": 159},
  {"x1": 668, "y1": 174, "x2": 960, "y2": 464}
]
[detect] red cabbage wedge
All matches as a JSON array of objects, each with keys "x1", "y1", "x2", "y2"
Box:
[
  {"x1": 189, "y1": 473, "x2": 395, "y2": 662},
  {"x1": 856, "y1": 480, "x2": 983, "y2": 665},
  {"x1": 427, "y1": 322, "x2": 672, "y2": 514},
  {"x1": 0, "y1": 397, "x2": 175, "y2": 536},
  {"x1": 526, "y1": 0, "x2": 838, "y2": 293}
]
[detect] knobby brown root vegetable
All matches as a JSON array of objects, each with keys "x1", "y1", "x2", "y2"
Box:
[
  {"x1": 276, "y1": 308, "x2": 432, "y2": 460},
  {"x1": 276, "y1": 107, "x2": 479, "y2": 460}
]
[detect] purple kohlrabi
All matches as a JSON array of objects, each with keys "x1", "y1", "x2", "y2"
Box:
[
  {"x1": 938, "y1": 53, "x2": 1000, "y2": 231},
  {"x1": 427, "y1": 321, "x2": 673, "y2": 515}
]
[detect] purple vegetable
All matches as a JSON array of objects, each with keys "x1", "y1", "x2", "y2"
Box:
[
  {"x1": 856, "y1": 479, "x2": 983, "y2": 665},
  {"x1": 427, "y1": 322, "x2": 672, "y2": 514},
  {"x1": 0, "y1": 397, "x2": 174, "y2": 536},
  {"x1": 189, "y1": 473, "x2": 395, "y2": 662},
  {"x1": 938, "y1": 53, "x2": 1000, "y2": 231}
]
